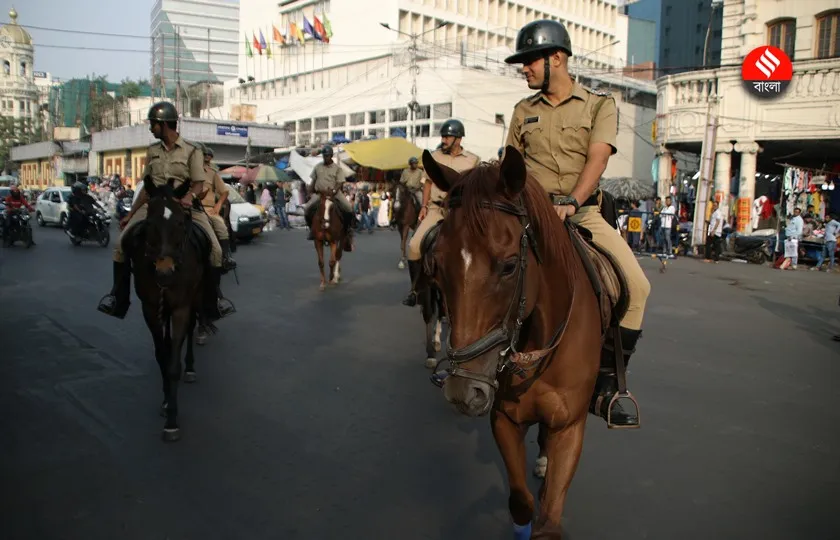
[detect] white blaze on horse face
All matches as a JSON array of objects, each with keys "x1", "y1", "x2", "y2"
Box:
[
  {"x1": 324, "y1": 198, "x2": 333, "y2": 226},
  {"x1": 461, "y1": 248, "x2": 472, "y2": 275},
  {"x1": 163, "y1": 207, "x2": 173, "y2": 221}
]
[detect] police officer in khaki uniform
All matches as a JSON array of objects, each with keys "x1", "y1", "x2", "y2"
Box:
[
  {"x1": 199, "y1": 144, "x2": 236, "y2": 270},
  {"x1": 504, "y1": 20, "x2": 651, "y2": 427},
  {"x1": 398, "y1": 156, "x2": 424, "y2": 208},
  {"x1": 303, "y1": 145, "x2": 355, "y2": 240},
  {"x1": 97, "y1": 102, "x2": 235, "y2": 321},
  {"x1": 402, "y1": 119, "x2": 480, "y2": 306}
]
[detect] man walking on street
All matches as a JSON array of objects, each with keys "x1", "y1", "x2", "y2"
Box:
[{"x1": 704, "y1": 200, "x2": 724, "y2": 263}]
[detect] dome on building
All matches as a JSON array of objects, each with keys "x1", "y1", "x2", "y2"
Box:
[{"x1": 1, "y1": 8, "x2": 32, "y2": 46}]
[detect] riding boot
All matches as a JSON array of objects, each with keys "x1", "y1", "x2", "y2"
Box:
[
  {"x1": 97, "y1": 261, "x2": 131, "y2": 319},
  {"x1": 590, "y1": 327, "x2": 642, "y2": 427},
  {"x1": 204, "y1": 267, "x2": 236, "y2": 321},
  {"x1": 219, "y1": 238, "x2": 237, "y2": 272},
  {"x1": 402, "y1": 260, "x2": 422, "y2": 306}
]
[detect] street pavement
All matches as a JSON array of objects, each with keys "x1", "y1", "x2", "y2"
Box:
[{"x1": 1, "y1": 223, "x2": 838, "y2": 540}]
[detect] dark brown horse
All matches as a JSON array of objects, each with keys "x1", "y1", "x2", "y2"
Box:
[
  {"x1": 128, "y1": 178, "x2": 207, "y2": 442},
  {"x1": 312, "y1": 191, "x2": 348, "y2": 291},
  {"x1": 390, "y1": 182, "x2": 420, "y2": 270},
  {"x1": 421, "y1": 147, "x2": 604, "y2": 538}
]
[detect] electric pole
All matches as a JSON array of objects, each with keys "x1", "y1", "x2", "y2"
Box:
[{"x1": 380, "y1": 21, "x2": 447, "y2": 144}]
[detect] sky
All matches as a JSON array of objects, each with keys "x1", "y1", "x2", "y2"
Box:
[{"x1": 2, "y1": 0, "x2": 154, "y2": 82}]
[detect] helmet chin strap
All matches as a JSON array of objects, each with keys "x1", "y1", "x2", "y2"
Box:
[{"x1": 541, "y1": 54, "x2": 551, "y2": 94}]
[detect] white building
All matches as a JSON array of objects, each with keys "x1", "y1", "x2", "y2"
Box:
[
  {"x1": 655, "y1": 0, "x2": 840, "y2": 234},
  {"x1": 151, "y1": 0, "x2": 241, "y2": 97},
  {"x1": 0, "y1": 8, "x2": 38, "y2": 125},
  {"x1": 214, "y1": 0, "x2": 654, "y2": 177}
]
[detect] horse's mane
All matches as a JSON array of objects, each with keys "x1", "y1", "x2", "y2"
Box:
[{"x1": 446, "y1": 161, "x2": 569, "y2": 266}]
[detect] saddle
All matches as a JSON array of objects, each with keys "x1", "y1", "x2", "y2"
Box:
[
  {"x1": 567, "y1": 223, "x2": 630, "y2": 333},
  {"x1": 420, "y1": 221, "x2": 443, "y2": 275}
]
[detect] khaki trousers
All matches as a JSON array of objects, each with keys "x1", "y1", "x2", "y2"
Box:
[
  {"x1": 305, "y1": 192, "x2": 352, "y2": 214},
  {"x1": 114, "y1": 205, "x2": 223, "y2": 267},
  {"x1": 408, "y1": 204, "x2": 445, "y2": 261},
  {"x1": 570, "y1": 208, "x2": 651, "y2": 330},
  {"x1": 205, "y1": 211, "x2": 229, "y2": 241}
]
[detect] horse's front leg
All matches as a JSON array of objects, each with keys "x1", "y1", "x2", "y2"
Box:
[
  {"x1": 491, "y1": 410, "x2": 534, "y2": 540},
  {"x1": 183, "y1": 308, "x2": 197, "y2": 383},
  {"x1": 398, "y1": 225, "x2": 408, "y2": 269},
  {"x1": 161, "y1": 306, "x2": 191, "y2": 442},
  {"x1": 532, "y1": 421, "x2": 586, "y2": 539},
  {"x1": 534, "y1": 423, "x2": 549, "y2": 478},
  {"x1": 329, "y1": 241, "x2": 339, "y2": 285},
  {"x1": 421, "y1": 288, "x2": 439, "y2": 369},
  {"x1": 315, "y1": 240, "x2": 326, "y2": 291}
]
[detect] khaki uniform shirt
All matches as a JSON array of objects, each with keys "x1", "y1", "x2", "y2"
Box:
[
  {"x1": 505, "y1": 83, "x2": 617, "y2": 197},
  {"x1": 141, "y1": 136, "x2": 205, "y2": 191},
  {"x1": 426, "y1": 148, "x2": 480, "y2": 204},
  {"x1": 310, "y1": 162, "x2": 345, "y2": 194},
  {"x1": 200, "y1": 165, "x2": 227, "y2": 208},
  {"x1": 399, "y1": 167, "x2": 424, "y2": 190}
]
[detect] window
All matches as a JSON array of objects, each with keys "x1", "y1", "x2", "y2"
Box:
[
  {"x1": 816, "y1": 11, "x2": 840, "y2": 58},
  {"x1": 697, "y1": 2, "x2": 703, "y2": 13},
  {"x1": 331, "y1": 114, "x2": 346, "y2": 128},
  {"x1": 349, "y1": 112, "x2": 365, "y2": 126},
  {"x1": 19, "y1": 61, "x2": 25, "y2": 76},
  {"x1": 433, "y1": 102, "x2": 452, "y2": 118},
  {"x1": 315, "y1": 116, "x2": 328, "y2": 130},
  {"x1": 368, "y1": 110, "x2": 386, "y2": 124},
  {"x1": 349, "y1": 129, "x2": 363, "y2": 140},
  {"x1": 665, "y1": 6, "x2": 671, "y2": 16},
  {"x1": 696, "y1": 23, "x2": 702, "y2": 33},
  {"x1": 2, "y1": 61, "x2": 8, "y2": 75},
  {"x1": 390, "y1": 107, "x2": 408, "y2": 122},
  {"x1": 767, "y1": 18, "x2": 796, "y2": 59}
]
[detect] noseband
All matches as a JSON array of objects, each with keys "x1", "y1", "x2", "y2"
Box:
[{"x1": 438, "y1": 195, "x2": 576, "y2": 390}]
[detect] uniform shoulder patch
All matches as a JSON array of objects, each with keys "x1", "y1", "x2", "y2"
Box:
[{"x1": 585, "y1": 86, "x2": 613, "y2": 98}]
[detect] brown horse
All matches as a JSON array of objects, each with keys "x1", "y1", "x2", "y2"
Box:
[
  {"x1": 312, "y1": 192, "x2": 348, "y2": 291},
  {"x1": 390, "y1": 182, "x2": 420, "y2": 270},
  {"x1": 422, "y1": 147, "x2": 612, "y2": 538}
]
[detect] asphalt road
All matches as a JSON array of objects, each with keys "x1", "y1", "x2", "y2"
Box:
[{"x1": 1, "y1": 223, "x2": 838, "y2": 540}]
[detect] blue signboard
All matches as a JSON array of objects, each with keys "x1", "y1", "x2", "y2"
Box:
[{"x1": 216, "y1": 124, "x2": 249, "y2": 138}]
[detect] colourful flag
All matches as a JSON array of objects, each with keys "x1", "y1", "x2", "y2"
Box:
[
  {"x1": 253, "y1": 32, "x2": 262, "y2": 54},
  {"x1": 272, "y1": 24, "x2": 285, "y2": 45},
  {"x1": 289, "y1": 22, "x2": 304, "y2": 44},
  {"x1": 244, "y1": 33, "x2": 253, "y2": 57},
  {"x1": 303, "y1": 16, "x2": 319, "y2": 41},
  {"x1": 314, "y1": 16, "x2": 328, "y2": 44},
  {"x1": 322, "y1": 13, "x2": 333, "y2": 39},
  {"x1": 259, "y1": 29, "x2": 267, "y2": 51}
]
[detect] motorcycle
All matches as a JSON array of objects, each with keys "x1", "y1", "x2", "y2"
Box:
[
  {"x1": 2, "y1": 210, "x2": 34, "y2": 248},
  {"x1": 66, "y1": 210, "x2": 110, "y2": 248},
  {"x1": 723, "y1": 234, "x2": 774, "y2": 264},
  {"x1": 116, "y1": 196, "x2": 132, "y2": 221}
]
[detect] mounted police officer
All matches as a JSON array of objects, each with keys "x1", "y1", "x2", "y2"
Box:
[
  {"x1": 303, "y1": 145, "x2": 355, "y2": 240},
  {"x1": 402, "y1": 119, "x2": 479, "y2": 306},
  {"x1": 398, "y1": 156, "x2": 424, "y2": 209},
  {"x1": 96, "y1": 101, "x2": 235, "y2": 321},
  {"x1": 504, "y1": 20, "x2": 651, "y2": 427},
  {"x1": 198, "y1": 144, "x2": 236, "y2": 270}
]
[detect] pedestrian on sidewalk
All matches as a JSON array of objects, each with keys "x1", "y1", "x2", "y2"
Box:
[
  {"x1": 814, "y1": 213, "x2": 838, "y2": 271},
  {"x1": 783, "y1": 207, "x2": 804, "y2": 270},
  {"x1": 704, "y1": 200, "x2": 723, "y2": 263}
]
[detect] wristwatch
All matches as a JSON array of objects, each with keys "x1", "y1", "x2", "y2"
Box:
[{"x1": 552, "y1": 195, "x2": 580, "y2": 212}]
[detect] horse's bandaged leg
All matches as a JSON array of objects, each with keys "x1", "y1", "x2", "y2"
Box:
[
  {"x1": 571, "y1": 210, "x2": 650, "y2": 330},
  {"x1": 113, "y1": 205, "x2": 148, "y2": 262},
  {"x1": 192, "y1": 210, "x2": 223, "y2": 267}
]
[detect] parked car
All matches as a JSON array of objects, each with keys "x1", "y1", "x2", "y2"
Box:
[
  {"x1": 35, "y1": 187, "x2": 72, "y2": 228},
  {"x1": 133, "y1": 181, "x2": 264, "y2": 241}
]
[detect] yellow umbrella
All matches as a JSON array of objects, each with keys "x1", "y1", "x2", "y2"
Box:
[{"x1": 342, "y1": 137, "x2": 425, "y2": 171}]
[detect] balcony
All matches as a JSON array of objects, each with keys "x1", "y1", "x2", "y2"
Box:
[{"x1": 655, "y1": 57, "x2": 840, "y2": 146}]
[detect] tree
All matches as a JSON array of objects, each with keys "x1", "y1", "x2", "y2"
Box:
[{"x1": 119, "y1": 78, "x2": 140, "y2": 99}]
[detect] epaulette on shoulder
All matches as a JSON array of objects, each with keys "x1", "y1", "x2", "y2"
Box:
[
  {"x1": 515, "y1": 92, "x2": 541, "y2": 108},
  {"x1": 585, "y1": 86, "x2": 614, "y2": 98}
]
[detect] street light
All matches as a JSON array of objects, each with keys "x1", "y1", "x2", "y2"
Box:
[{"x1": 380, "y1": 21, "x2": 447, "y2": 143}]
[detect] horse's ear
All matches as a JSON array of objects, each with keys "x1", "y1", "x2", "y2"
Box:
[
  {"x1": 499, "y1": 145, "x2": 526, "y2": 197},
  {"x1": 143, "y1": 176, "x2": 157, "y2": 198},
  {"x1": 422, "y1": 149, "x2": 459, "y2": 193},
  {"x1": 173, "y1": 179, "x2": 192, "y2": 200}
]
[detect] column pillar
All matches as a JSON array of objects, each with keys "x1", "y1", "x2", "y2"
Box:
[
  {"x1": 734, "y1": 141, "x2": 760, "y2": 234},
  {"x1": 714, "y1": 143, "x2": 733, "y2": 218},
  {"x1": 656, "y1": 144, "x2": 673, "y2": 199}
]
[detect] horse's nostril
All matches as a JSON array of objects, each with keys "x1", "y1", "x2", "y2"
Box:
[{"x1": 468, "y1": 383, "x2": 488, "y2": 407}]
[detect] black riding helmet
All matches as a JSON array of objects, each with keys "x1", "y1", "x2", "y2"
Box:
[
  {"x1": 147, "y1": 101, "x2": 179, "y2": 123},
  {"x1": 440, "y1": 119, "x2": 465, "y2": 138},
  {"x1": 322, "y1": 145, "x2": 334, "y2": 157},
  {"x1": 203, "y1": 145, "x2": 214, "y2": 158},
  {"x1": 408, "y1": 156, "x2": 418, "y2": 165},
  {"x1": 72, "y1": 181, "x2": 85, "y2": 195},
  {"x1": 505, "y1": 20, "x2": 573, "y2": 93}
]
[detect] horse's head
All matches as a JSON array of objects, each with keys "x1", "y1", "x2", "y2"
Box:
[
  {"x1": 143, "y1": 177, "x2": 193, "y2": 286},
  {"x1": 423, "y1": 146, "x2": 564, "y2": 417}
]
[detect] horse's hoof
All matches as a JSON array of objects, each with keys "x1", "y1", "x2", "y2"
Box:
[
  {"x1": 434, "y1": 340, "x2": 441, "y2": 352},
  {"x1": 196, "y1": 334, "x2": 207, "y2": 346},
  {"x1": 319, "y1": 283, "x2": 326, "y2": 291},
  {"x1": 161, "y1": 427, "x2": 181, "y2": 442},
  {"x1": 425, "y1": 357, "x2": 437, "y2": 369},
  {"x1": 398, "y1": 261, "x2": 405, "y2": 270},
  {"x1": 533, "y1": 456, "x2": 548, "y2": 479},
  {"x1": 184, "y1": 371, "x2": 197, "y2": 383}
]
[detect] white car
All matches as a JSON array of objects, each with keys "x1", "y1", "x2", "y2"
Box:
[
  {"x1": 133, "y1": 181, "x2": 265, "y2": 240},
  {"x1": 35, "y1": 187, "x2": 72, "y2": 228}
]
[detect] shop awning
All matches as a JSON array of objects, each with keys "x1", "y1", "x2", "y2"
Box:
[{"x1": 342, "y1": 138, "x2": 425, "y2": 171}]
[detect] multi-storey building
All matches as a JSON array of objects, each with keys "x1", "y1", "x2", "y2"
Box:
[
  {"x1": 0, "y1": 8, "x2": 38, "y2": 127},
  {"x1": 150, "y1": 0, "x2": 240, "y2": 99},
  {"x1": 655, "y1": 0, "x2": 840, "y2": 234}
]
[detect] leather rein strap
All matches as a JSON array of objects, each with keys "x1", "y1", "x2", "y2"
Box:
[{"x1": 440, "y1": 194, "x2": 576, "y2": 390}]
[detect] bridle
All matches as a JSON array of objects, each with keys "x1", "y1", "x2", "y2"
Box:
[{"x1": 435, "y1": 194, "x2": 576, "y2": 391}]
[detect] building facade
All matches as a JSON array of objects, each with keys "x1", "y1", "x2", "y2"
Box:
[
  {"x1": 655, "y1": 0, "x2": 840, "y2": 234},
  {"x1": 10, "y1": 140, "x2": 90, "y2": 189},
  {"x1": 150, "y1": 0, "x2": 240, "y2": 99},
  {"x1": 0, "y1": 8, "x2": 38, "y2": 126}
]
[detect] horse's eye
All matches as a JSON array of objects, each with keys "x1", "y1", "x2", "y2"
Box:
[{"x1": 500, "y1": 258, "x2": 518, "y2": 277}]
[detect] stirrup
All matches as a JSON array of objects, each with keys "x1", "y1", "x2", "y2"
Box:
[{"x1": 605, "y1": 392, "x2": 640, "y2": 429}]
